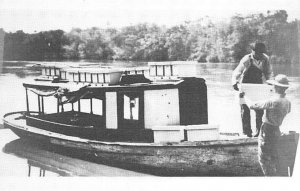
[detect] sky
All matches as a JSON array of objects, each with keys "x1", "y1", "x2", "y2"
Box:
[{"x1": 0, "y1": 0, "x2": 300, "y2": 33}]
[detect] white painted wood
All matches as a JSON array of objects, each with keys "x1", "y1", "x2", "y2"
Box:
[
  {"x1": 172, "y1": 62, "x2": 199, "y2": 77},
  {"x1": 41, "y1": 68, "x2": 46, "y2": 76},
  {"x1": 184, "y1": 124, "x2": 220, "y2": 141},
  {"x1": 144, "y1": 89, "x2": 180, "y2": 129},
  {"x1": 240, "y1": 83, "x2": 273, "y2": 104},
  {"x1": 148, "y1": 61, "x2": 199, "y2": 78},
  {"x1": 106, "y1": 92, "x2": 118, "y2": 129},
  {"x1": 152, "y1": 125, "x2": 184, "y2": 143},
  {"x1": 51, "y1": 68, "x2": 56, "y2": 76}
]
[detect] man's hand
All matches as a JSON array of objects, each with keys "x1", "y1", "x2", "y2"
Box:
[
  {"x1": 239, "y1": 92, "x2": 245, "y2": 98},
  {"x1": 233, "y1": 83, "x2": 239, "y2": 91}
]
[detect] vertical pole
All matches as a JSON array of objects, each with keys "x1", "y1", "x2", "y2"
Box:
[
  {"x1": 28, "y1": 164, "x2": 31, "y2": 177},
  {"x1": 41, "y1": 96, "x2": 44, "y2": 114},
  {"x1": 61, "y1": 104, "x2": 64, "y2": 112},
  {"x1": 72, "y1": 103, "x2": 74, "y2": 111},
  {"x1": 38, "y1": 95, "x2": 41, "y2": 114},
  {"x1": 103, "y1": 73, "x2": 106, "y2": 83},
  {"x1": 78, "y1": 99, "x2": 81, "y2": 112},
  {"x1": 57, "y1": 97, "x2": 60, "y2": 113},
  {"x1": 43, "y1": 170, "x2": 45, "y2": 177},
  {"x1": 25, "y1": 88, "x2": 29, "y2": 113},
  {"x1": 130, "y1": 99, "x2": 133, "y2": 120},
  {"x1": 90, "y1": 98, "x2": 93, "y2": 114},
  {"x1": 39, "y1": 169, "x2": 42, "y2": 177}
]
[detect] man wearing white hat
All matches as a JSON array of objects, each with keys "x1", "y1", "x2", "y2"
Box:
[
  {"x1": 245, "y1": 74, "x2": 291, "y2": 176},
  {"x1": 232, "y1": 42, "x2": 273, "y2": 137}
]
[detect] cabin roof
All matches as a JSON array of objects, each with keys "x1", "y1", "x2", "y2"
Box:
[
  {"x1": 65, "y1": 67, "x2": 123, "y2": 74},
  {"x1": 148, "y1": 61, "x2": 198, "y2": 66},
  {"x1": 23, "y1": 79, "x2": 186, "y2": 95}
]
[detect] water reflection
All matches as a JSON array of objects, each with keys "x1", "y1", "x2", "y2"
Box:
[
  {"x1": 3, "y1": 139, "x2": 68, "y2": 176},
  {"x1": 2, "y1": 138, "x2": 149, "y2": 176}
]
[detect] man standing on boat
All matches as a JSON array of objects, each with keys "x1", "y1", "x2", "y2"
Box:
[{"x1": 232, "y1": 42, "x2": 273, "y2": 137}]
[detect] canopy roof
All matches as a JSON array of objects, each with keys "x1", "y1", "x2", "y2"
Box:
[{"x1": 22, "y1": 78, "x2": 192, "y2": 104}]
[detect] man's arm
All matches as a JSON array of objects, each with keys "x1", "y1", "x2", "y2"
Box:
[
  {"x1": 249, "y1": 99, "x2": 275, "y2": 110},
  {"x1": 232, "y1": 55, "x2": 248, "y2": 86},
  {"x1": 263, "y1": 54, "x2": 274, "y2": 80}
]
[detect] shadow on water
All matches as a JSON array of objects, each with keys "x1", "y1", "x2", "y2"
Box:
[
  {"x1": 3, "y1": 138, "x2": 153, "y2": 176},
  {"x1": 3, "y1": 139, "x2": 72, "y2": 176},
  {"x1": 3, "y1": 138, "x2": 244, "y2": 177}
]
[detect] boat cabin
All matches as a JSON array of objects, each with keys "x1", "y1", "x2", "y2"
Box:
[
  {"x1": 38, "y1": 63, "x2": 69, "y2": 82},
  {"x1": 23, "y1": 76, "x2": 208, "y2": 143},
  {"x1": 65, "y1": 68, "x2": 123, "y2": 86},
  {"x1": 148, "y1": 61, "x2": 199, "y2": 80}
]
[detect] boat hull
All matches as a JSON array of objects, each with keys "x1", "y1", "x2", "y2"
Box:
[{"x1": 4, "y1": 112, "x2": 298, "y2": 176}]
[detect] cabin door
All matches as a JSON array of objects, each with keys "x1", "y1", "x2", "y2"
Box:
[{"x1": 117, "y1": 91, "x2": 144, "y2": 129}]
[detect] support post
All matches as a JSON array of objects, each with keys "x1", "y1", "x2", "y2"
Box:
[
  {"x1": 25, "y1": 88, "x2": 29, "y2": 113},
  {"x1": 28, "y1": 164, "x2": 31, "y2": 177},
  {"x1": 90, "y1": 98, "x2": 93, "y2": 114},
  {"x1": 41, "y1": 96, "x2": 44, "y2": 114},
  {"x1": 78, "y1": 99, "x2": 81, "y2": 112},
  {"x1": 38, "y1": 95, "x2": 41, "y2": 114},
  {"x1": 71, "y1": 103, "x2": 74, "y2": 111},
  {"x1": 57, "y1": 97, "x2": 60, "y2": 113}
]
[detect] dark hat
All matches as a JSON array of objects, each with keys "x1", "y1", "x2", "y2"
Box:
[{"x1": 250, "y1": 42, "x2": 267, "y2": 53}]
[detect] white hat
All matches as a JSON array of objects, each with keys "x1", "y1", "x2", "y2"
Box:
[{"x1": 266, "y1": 74, "x2": 289, "y2": 88}]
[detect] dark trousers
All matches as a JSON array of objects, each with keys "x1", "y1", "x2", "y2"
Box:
[
  {"x1": 241, "y1": 104, "x2": 263, "y2": 136},
  {"x1": 258, "y1": 123, "x2": 280, "y2": 176}
]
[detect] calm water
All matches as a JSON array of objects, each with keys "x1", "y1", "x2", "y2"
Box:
[{"x1": 0, "y1": 60, "x2": 300, "y2": 176}]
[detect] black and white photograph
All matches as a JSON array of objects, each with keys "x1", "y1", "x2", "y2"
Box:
[{"x1": 0, "y1": 0, "x2": 300, "y2": 189}]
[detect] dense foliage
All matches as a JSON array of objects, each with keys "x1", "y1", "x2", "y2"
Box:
[{"x1": 3, "y1": 10, "x2": 299, "y2": 64}]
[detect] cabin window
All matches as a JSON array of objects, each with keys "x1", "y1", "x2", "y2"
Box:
[
  {"x1": 164, "y1": 65, "x2": 171, "y2": 76},
  {"x1": 61, "y1": 71, "x2": 67, "y2": 80},
  {"x1": 80, "y1": 73, "x2": 86, "y2": 82},
  {"x1": 149, "y1": 66, "x2": 156, "y2": 76},
  {"x1": 73, "y1": 73, "x2": 79, "y2": 82},
  {"x1": 92, "y1": 74, "x2": 98, "y2": 83},
  {"x1": 92, "y1": 99, "x2": 103, "y2": 115},
  {"x1": 46, "y1": 68, "x2": 50, "y2": 76},
  {"x1": 123, "y1": 95, "x2": 139, "y2": 120},
  {"x1": 51, "y1": 68, "x2": 56, "y2": 76},
  {"x1": 55, "y1": 69, "x2": 60, "y2": 76},
  {"x1": 117, "y1": 91, "x2": 144, "y2": 130},
  {"x1": 79, "y1": 99, "x2": 91, "y2": 113},
  {"x1": 42, "y1": 68, "x2": 46, "y2": 76},
  {"x1": 157, "y1": 65, "x2": 164, "y2": 76},
  {"x1": 98, "y1": 74, "x2": 104, "y2": 83},
  {"x1": 86, "y1": 73, "x2": 92, "y2": 83},
  {"x1": 104, "y1": 74, "x2": 110, "y2": 83}
]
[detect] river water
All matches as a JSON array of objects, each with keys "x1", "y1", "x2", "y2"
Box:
[{"x1": 0, "y1": 61, "x2": 300, "y2": 176}]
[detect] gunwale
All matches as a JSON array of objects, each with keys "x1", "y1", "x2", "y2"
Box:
[{"x1": 3, "y1": 112, "x2": 258, "y2": 148}]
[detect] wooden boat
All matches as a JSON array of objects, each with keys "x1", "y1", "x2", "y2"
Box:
[{"x1": 2, "y1": 62, "x2": 299, "y2": 176}]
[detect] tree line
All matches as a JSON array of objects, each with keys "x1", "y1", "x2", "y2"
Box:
[{"x1": 3, "y1": 10, "x2": 299, "y2": 64}]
